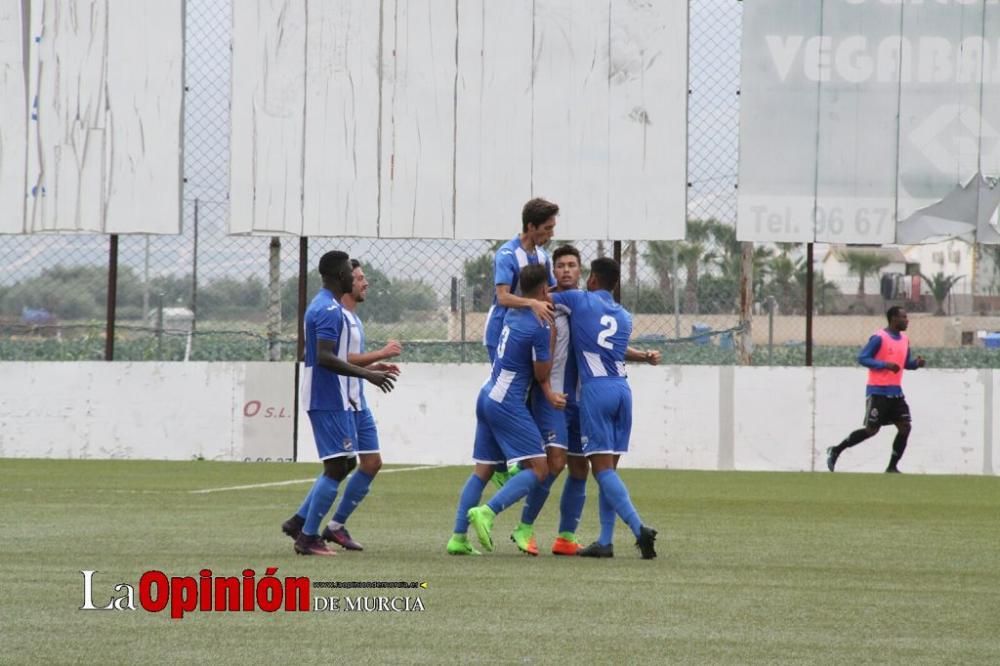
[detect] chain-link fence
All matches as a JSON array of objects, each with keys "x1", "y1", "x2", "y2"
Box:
[{"x1": 2, "y1": 0, "x2": 1000, "y2": 367}]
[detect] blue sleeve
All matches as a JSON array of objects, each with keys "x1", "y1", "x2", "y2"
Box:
[
  {"x1": 533, "y1": 323, "x2": 551, "y2": 363},
  {"x1": 546, "y1": 258, "x2": 556, "y2": 287},
  {"x1": 551, "y1": 290, "x2": 583, "y2": 312},
  {"x1": 494, "y1": 249, "x2": 516, "y2": 287},
  {"x1": 857, "y1": 335, "x2": 885, "y2": 369},
  {"x1": 316, "y1": 306, "x2": 342, "y2": 342},
  {"x1": 904, "y1": 347, "x2": 919, "y2": 371}
]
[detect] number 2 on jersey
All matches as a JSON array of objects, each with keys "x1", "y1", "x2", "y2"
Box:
[{"x1": 597, "y1": 315, "x2": 617, "y2": 350}]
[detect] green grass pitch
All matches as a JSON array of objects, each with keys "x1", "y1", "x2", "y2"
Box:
[{"x1": 1, "y1": 459, "x2": 999, "y2": 664}]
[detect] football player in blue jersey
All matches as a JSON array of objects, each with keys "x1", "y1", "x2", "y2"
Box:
[
  {"x1": 514, "y1": 246, "x2": 661, "y2": 556},
  {"x1": 447, "y1": 264, "x2": 566, "y2": 555},
  {"x1": 323, "y1": 259, "x2": 403, "y2": 551},
  {"x1": 551, "y1": 257, "x2": 659, "y2": 559},
  {"x1": 483, "y1": 198, "x2": 559, "y2": 362},
  {"x1": 280, "y1": 251, "x2": 397, "y2": 556},
  {"x1": 484, "y1": 198, "x2": 559, "y2": 487}
]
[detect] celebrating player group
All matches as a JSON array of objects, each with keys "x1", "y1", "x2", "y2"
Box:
[
  {"x1": 281, "y1": 197, "x2": 923, "y2": 560},
  {"x1": 281, "y1": 197, "x2": 662, "y2": 559}
]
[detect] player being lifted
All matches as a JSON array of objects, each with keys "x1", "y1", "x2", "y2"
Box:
[
  {"x1": 483, "y1": 198, "x2": 558, "y2": 486},
  {"x1": 483, "y1": 198, "x2": 558, "y2": 362},
  {"x1": 280, "y1": 251, "x2": 397, "y2": 556},
  {"x1": 512, "y1": 245, "x2": 661, "y2": 556},
  {"x1": 447, "y1": 264, "x2": 566, "y2": 555},
  {"x1": 827, "y1": 306, "x2": 925, "y2": 474},
  {"x1": 322, "y1": 259, "x2": 402, "y2": 551},
  {"x1": 552, "y1": 257, "x2": 658, "y2": 559}
]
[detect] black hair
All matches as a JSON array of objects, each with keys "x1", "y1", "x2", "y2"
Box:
[
  {"x1": 519, "y1": 264, "x2": 549, "y2": 296},
  {"x1": 886, "y1": 306, "x2": 904, "y2": 323},
  {"x1": 552, "y1": 244, "x2": 581, "y2": 265},
  {"x1": 590, "y1": 257, "x2": 620, "y2": 291},
  {"x1": 319, "y1": 250, "x2": 350, "y2": 279}
]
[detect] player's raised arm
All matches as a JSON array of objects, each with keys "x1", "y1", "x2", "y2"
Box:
[{"x1": 496, "y1": 284, "x2": 554, "y2": 324}]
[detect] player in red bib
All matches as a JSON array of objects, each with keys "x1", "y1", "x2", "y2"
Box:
[{"x1": 827, "y1": 306, "x2": 926, "y2": 473}]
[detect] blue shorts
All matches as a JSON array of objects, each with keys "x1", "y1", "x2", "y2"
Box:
[
  {"x1": 579, "y1": 381, "x2": 632, "y2": 456},
  {"x1": 308, "y1": 410, "x2": 358, "y2": 460},
  {"x1": 354, "y1": 408, "x2": 379, "y2": 454},
  {"x1": 472, "y1": 389, "x2": 545, "y2": 465},
  {"x1": 530, "y1": 386, "x2": 568, "y2": 449}
]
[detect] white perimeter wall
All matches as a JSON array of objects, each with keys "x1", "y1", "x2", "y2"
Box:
[{"x1": 1, "y1": 363, "x2": 996, "y2": 475}]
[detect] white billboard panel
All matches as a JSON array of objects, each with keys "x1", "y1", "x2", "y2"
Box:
[{"x1": 231, "y1": 0, "x2": 688, "y2": 240}]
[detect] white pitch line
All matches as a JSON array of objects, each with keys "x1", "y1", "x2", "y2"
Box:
[{"x1": 188, "y1": 465, "x2": 441, "y2": 494}]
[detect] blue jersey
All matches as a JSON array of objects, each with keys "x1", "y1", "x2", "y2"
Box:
[
  {"x1": 342, "y1": 308, "x2": 367, "y2": 410},
  {"x1": 483, "y1": 236, "x2": 556, "y2": 348},
  {"x1": 551, "y1": 289, "x2": 631, "y2": 383},
  {"x1": 302, "y1": 289, "x2": 351, "y2": 411},
  {"x1": 484, "y1": 308, "x2": 552, "y2": 407}
]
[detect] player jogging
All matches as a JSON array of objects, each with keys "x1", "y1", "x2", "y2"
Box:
[
  {"x1": 447, "y1": 264, "x2": 565, "y2": 555},
  {"x1": 827, "y1": 306, "x2": 925, "y2": 474},
  {"x1": 551, "y1": 257, "x2": 658, "y2": 560},
  {"x1": 280, "y1": 251, "x2": 396, "y2": 556},
  {"x1": 323, "y1": 259, "x2": 402, "y2": 551}
]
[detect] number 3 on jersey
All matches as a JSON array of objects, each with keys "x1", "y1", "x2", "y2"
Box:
[
  {"x1": 597, "y1": 315, "x2": 617, "y2": 350},
  {"x1": 497, "y1": 326, "x2": 511, "y2": 358}
]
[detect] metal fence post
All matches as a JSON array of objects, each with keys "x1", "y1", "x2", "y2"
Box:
[{"x1": 104, "y1": 235, "x2": 119, "y2": 361}]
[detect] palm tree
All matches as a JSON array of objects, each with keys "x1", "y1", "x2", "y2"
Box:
[
  {"x1": 920, "y1": 272, "x2": 964, "y2": 316},
  {"x1": 706, "y1": 221, "x2": 774, "y2": 295},
  {"x1": 643, "y1": 240, "x2": 676, "y2": 298},
  {"x1": 842, "y1": 250, "x2": 891, "y2": 297},
  {"x1": 679, "y1": 220, "x2": 714, "y2": 313},
  {"x1": 644, "y1": 219, "x2": 716, "y2": 313},
  {"x1": 767, "y1": 252, "x2": 799, "y2": 313}
]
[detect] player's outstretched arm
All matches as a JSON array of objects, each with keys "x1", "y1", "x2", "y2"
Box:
[
  {"x1": 317, "y1": 339, "x2": 396, "y2": 393},
  {"x1": 626, "y1": 347, "x2": 661, "y2": 365},
  {"x1": 495, "y1": 285, "x2": 554, "y2": 323},
  {"x1": 348, "y1": 339, "x2": 403, "y2": 367}
]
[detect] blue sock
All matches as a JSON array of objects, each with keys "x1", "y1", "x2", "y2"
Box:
[
  {"x1": 303, "y1": 475, "x2": 340, "y2": 536},
  {"x1": 559, "y1": 475, "x2": 587, "y2": 535},
  {"x1": 453, "y1": 474, "x2": 487, "y2": 534},
  {"x1": 595, "y1": 469, "x2": 642, "y2": 538},
  {"x1": 296, "y1": 475, "x2": 324, "y2": 518},
  {"x1": 487, "y1": 469, "x2": 538, "y2": 514},
  {"x1": 332, "y1": 470, "x2": 374, "y2": 525},
  {"x1": 598, "y1": 488, "x2": 616, "y2": 545},
  {"x1": 520, "y1": 474, "x2": 556, "y2": 526}
]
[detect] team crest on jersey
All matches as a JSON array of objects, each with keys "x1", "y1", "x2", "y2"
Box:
[
  {"x1": 343, "y1": 437, "x2": 353, "y2": 451},
  {"x1": 870, "y1": 408, "x2": 879, "y2": 419}
]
